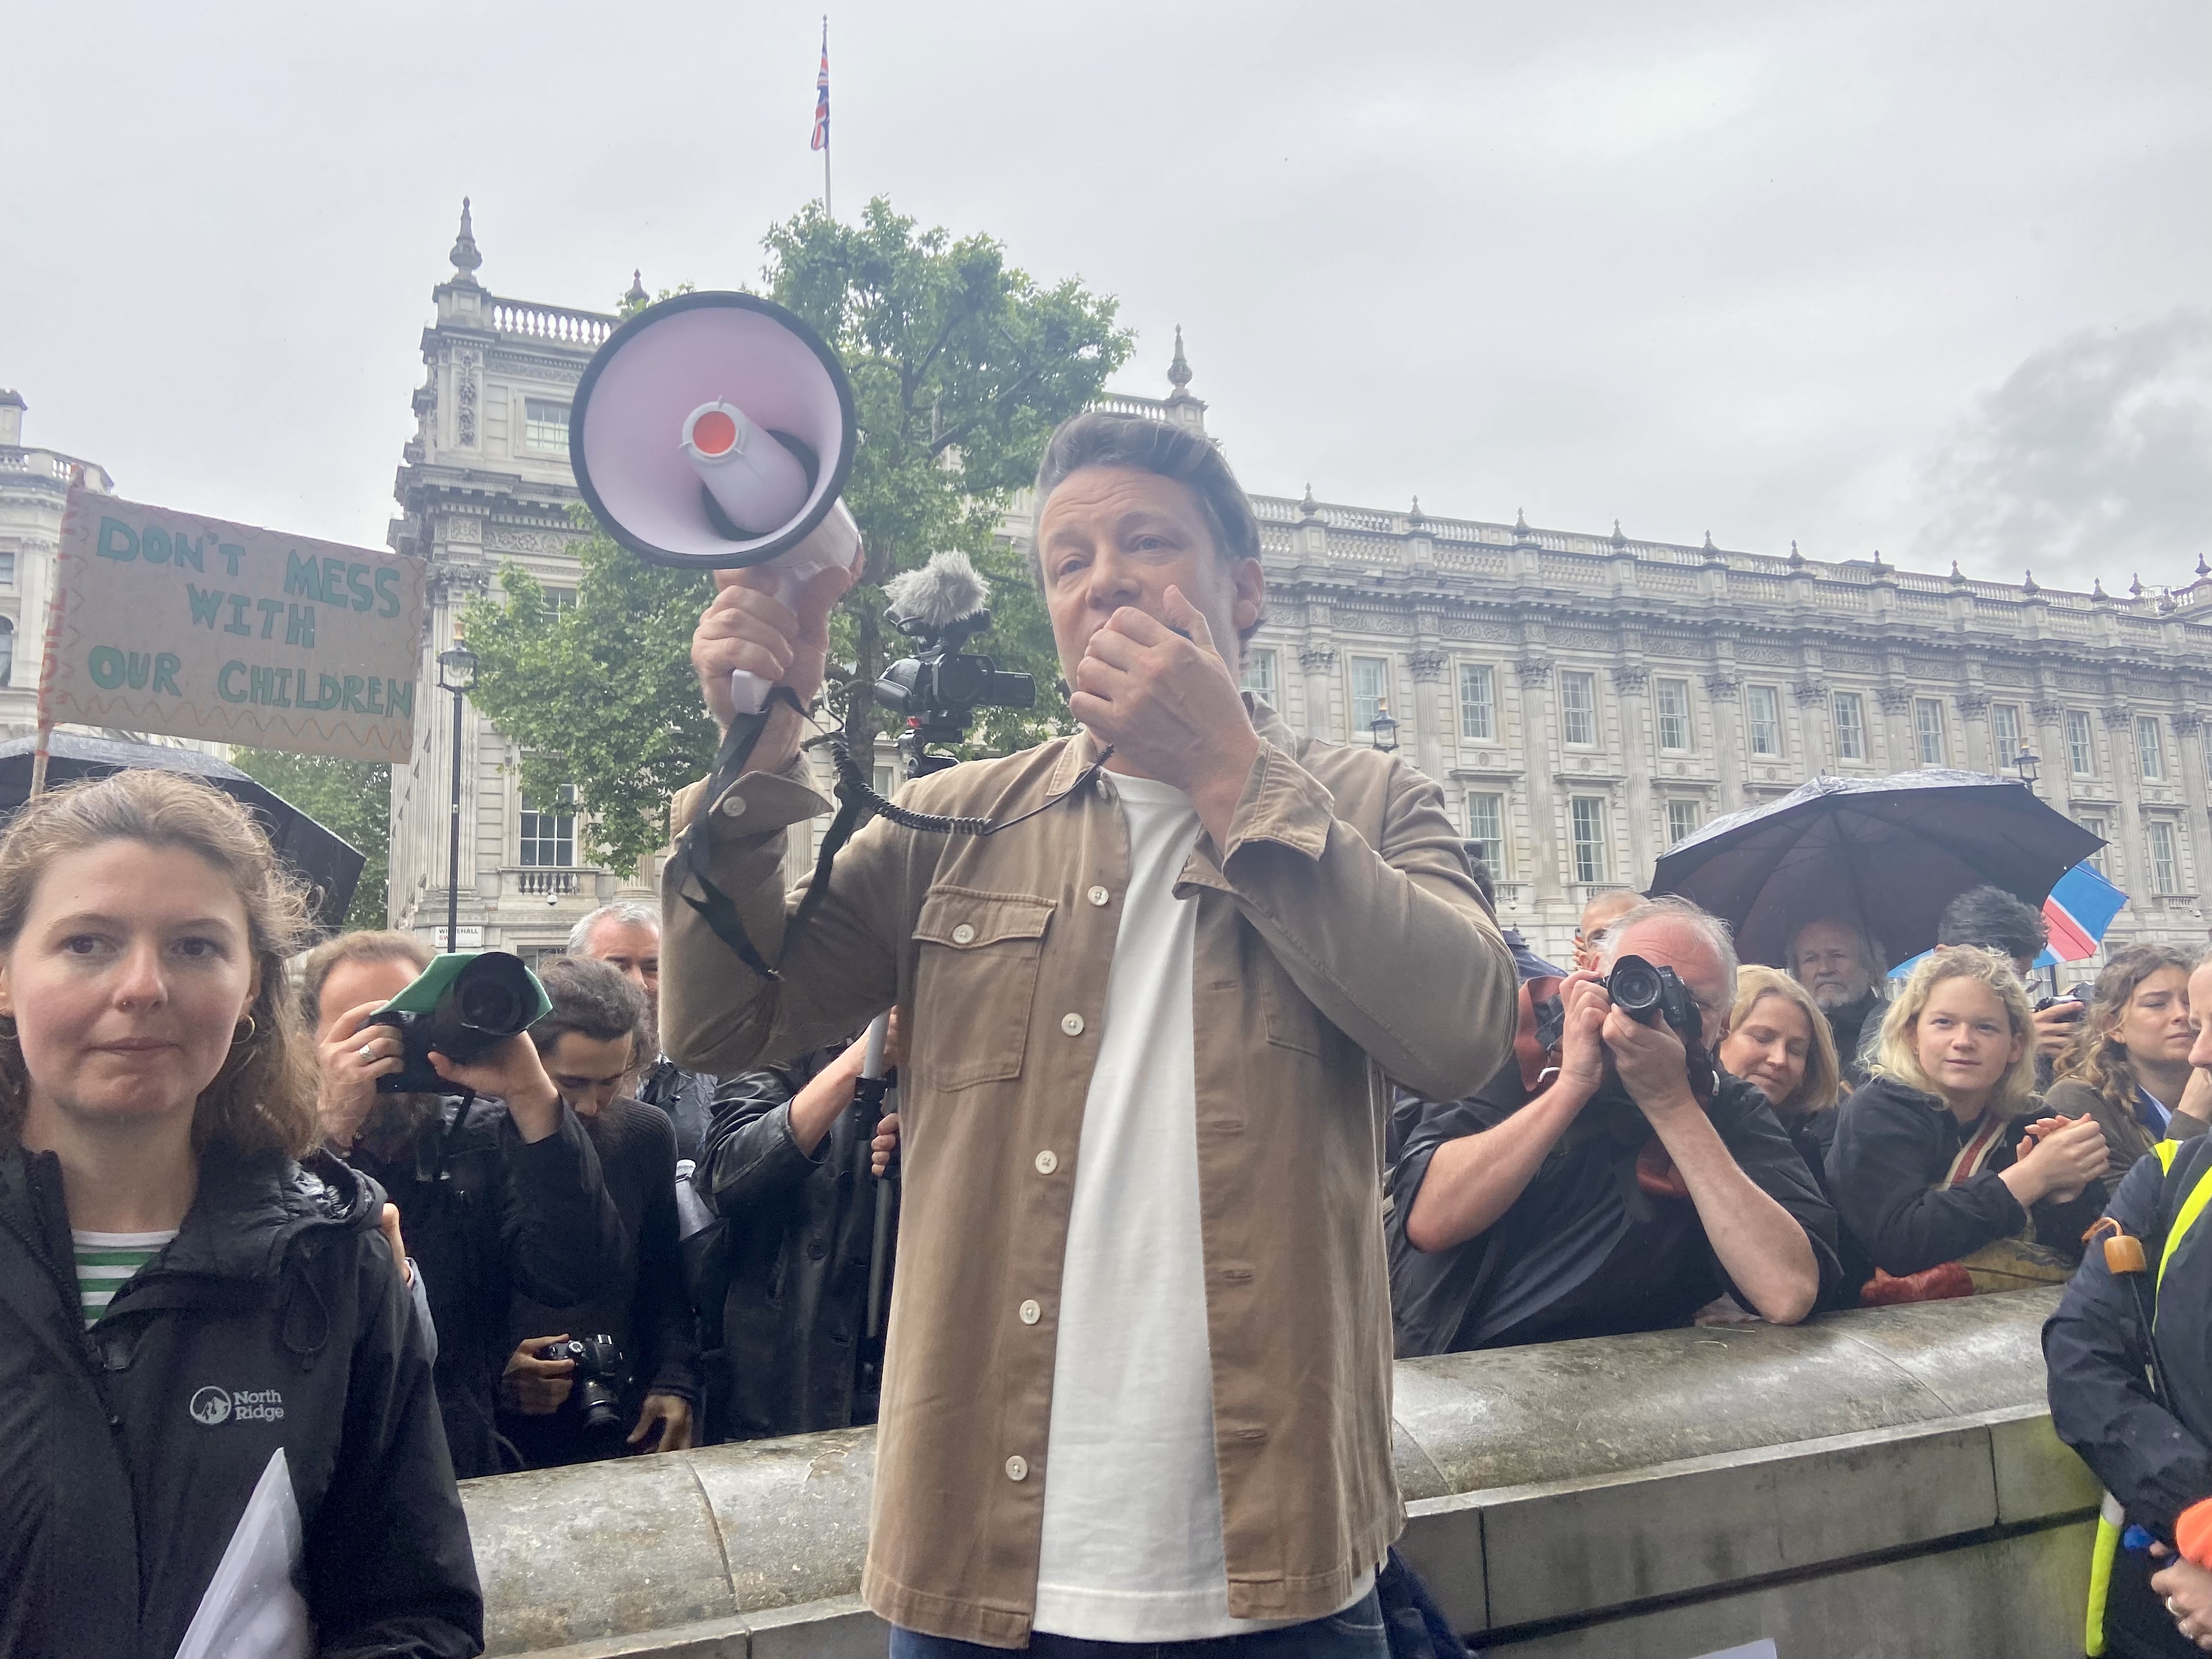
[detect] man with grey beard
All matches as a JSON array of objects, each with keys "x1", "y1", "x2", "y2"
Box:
[
  {"x1": 1787, "y1": 915, "x2": 1888, "y2": 1087},
  {"x1": 307, "y1": 930, "x2": 623, "y2": 1478}
]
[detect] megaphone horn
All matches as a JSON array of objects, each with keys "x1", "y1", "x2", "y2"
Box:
[{"x1": 571, "y1": 291, "x2": 864, "y2": 715}]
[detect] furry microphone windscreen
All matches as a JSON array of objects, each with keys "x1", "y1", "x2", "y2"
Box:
[{"x1": 883, "y1": 551, "x2": 990, "y2": 632}]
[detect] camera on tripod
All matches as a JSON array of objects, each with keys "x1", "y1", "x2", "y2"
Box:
[{"x1": 872, "y1": 552, "x2": 1035, "y2": 776}]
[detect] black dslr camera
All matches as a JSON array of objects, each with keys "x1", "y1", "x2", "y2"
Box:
[
  {"x1": 1605, "y1": 953, "x2": 1703, "y2": 1050},
  {"x1": 537, "y1": 1334, "x2": 626, "y2": 1434},
  {"x1": 876, "y1": 607, "x2": 1035, "y2": 759},
  {"x1": 370, "y1": 951, "x2": 545, "y2": 1097}
]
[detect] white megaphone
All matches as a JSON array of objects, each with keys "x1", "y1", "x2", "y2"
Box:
[{"x1": 570, "y1": 291, "x2": 864, "y2": 716}]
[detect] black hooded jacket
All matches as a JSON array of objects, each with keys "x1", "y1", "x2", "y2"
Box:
[
  {"x1": 346, "y1": 1095, "x2": 623, "y2": 1477},
  {"x1": 0, "y1": 1138, "x2": 482, "y2": 1659}
]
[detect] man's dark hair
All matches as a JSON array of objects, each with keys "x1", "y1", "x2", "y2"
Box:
[
  {"x1": 530, "y1": 956, "x2": 650, "y2": 1062},
  {"x1": 1936, "y1": 884, "x2": 2049, "y2": 965},
  {"x1": 1030, "y1": 411, "x2": 1263, "y2": 645}
]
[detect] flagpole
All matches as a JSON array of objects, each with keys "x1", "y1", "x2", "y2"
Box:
[{"x1": 821, "y1": 15, "x2": 833, "y2": 219}]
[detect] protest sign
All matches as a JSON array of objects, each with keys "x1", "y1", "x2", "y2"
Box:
[{"x1": 44, "y1": 490, "x2": 429, "y2": 764}]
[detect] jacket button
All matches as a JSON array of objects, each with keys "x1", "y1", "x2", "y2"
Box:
[
  {"x1": 1019, "y1": 1299, "x2": 1041, "y2": 1325},
  {"x1": 719, "y1": 793, "x2": 747, "y2": 819},
  {"x1": 951, "y1": 923, "x2": 977, "y2": 945},
  {"x1": 1087, "y1": 885, "x2": 1110, "y2": 907},
  {"x1": 1005, "y1": 1455, "x2": 1029, "y2": 1481},
  {"x1": 1035, "y1": 1149, "x2": 1059, "y2": 1175},
  {"x1": 1060, "y1": 1012, "x2": 1085, "y2": 1036}
]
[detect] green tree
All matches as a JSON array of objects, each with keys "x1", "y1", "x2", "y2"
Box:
[
  {"x1": 227, "y1": 749, "x2": 391, "y2": 930},
  {"x1": 462, "y1": 198, "x2": 1131, "y2": 865}
]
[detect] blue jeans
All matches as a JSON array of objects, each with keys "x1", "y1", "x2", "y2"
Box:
[{"x1": 889, "y1": 1589, "x2": 1390, "y2": 1658}]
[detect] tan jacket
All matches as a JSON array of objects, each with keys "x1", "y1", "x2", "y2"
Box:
[{"x1": 662, "y1": 700, "x2": 1516, "y2": 1646}]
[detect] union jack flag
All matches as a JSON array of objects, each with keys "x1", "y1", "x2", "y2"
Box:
[{"x1": 810, "y1": 22, "x2": 830, "y2": 152}]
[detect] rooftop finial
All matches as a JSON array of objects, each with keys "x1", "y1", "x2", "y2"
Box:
[
  {"x1": 2023, "y1": 568, "x2": 2039, "y2": 594},
  {"x1": 1702, "y1": 530, "x2": 1716, "y2": 551},
  {"x1": 1297, "y1": 482, "x2": 1320, "y2": 523},
  {"x1": 1950, "y1": 560, "x2": 1965, "y2": 582},
  {"x1": 1870, "y1": 548, "x2": 1887, "y2": 572},
  {"x1": 1789, "y1": 539, "x2": 1804, "y2": 566},
  {"x1": 2093, "y1": 577, "x2": 2110, "y2": 601},
  {"x1": 2199, "y1": 552, "x2": 2211, "y2": 579},
  {"x1": 1408, "y1": 495, "x2": 1425, "y2": 528},
  {"x1": 1610, "y1": 518, "x2": 1627, "y2": 549},
  {"x1": 624, "y1": 269, "x2": 648, "y2": 309},
  {"x1": 1167, "y1": 324, "x2": 1192, "y2": 390},
  {"x1": 2130, "y1": 572, "x2": 2145, "y2": 598},
  {"x1": 449, "y1": 196, "x2": 482, "y2": 281}
]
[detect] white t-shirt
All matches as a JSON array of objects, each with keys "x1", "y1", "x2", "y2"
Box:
[{"x1": 1031, "y1": 772, "x2": 1370, "y2": 1640}]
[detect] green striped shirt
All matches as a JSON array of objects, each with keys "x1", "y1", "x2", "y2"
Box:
[{"x1": 72, "y1": 1230, "x2": 176, "y2": 1328}]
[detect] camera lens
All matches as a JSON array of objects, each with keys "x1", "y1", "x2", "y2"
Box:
[
  {"x1": 457, "y1": 975, "x2": 526, "y2": 1032},
  {"x1": 1610, "y1": 958, "x2": 1662, "y2": 1013}
]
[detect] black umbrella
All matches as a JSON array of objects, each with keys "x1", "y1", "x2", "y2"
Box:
[
  {"x1": 1648, "y1": 769, "x2": 2103, "y2": 969},
  {"x1": 0, "y1": 733, "x2": 366, "y2": 934}
]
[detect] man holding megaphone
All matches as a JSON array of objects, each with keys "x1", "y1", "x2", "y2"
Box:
[{"x1": 662, "y1": 409, "x2": 1516, "y2": 1656}]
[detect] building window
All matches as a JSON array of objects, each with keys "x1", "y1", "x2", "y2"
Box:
[
  {"x1": 1466, "y1": 793, "x2": 1504, "y2": 873},
  {"x1": 0, "y1": 617, "x2": 12, "y2": 689},
  {"x1": 1570, "y1": 797, "x2": 1608, "y2": 883},
  {"x1": 519, "y1": 785, "x2": 576, "y2": 867},
  {"x1": 2139, "y1": 716, "x2": 2166, "y2": 781},
  {"x1": 1240, "y1": 647, "x2": 1277, "y2": 700},
  {"x1": 1991, "y1": 703, "x2": 2022, "y2": 767},
  {"x1": 1655, "y1": 678, "x2": 1692, "y2": 751},
  {"x1": 1458, "y1": 663, "x2": 1496, "y2": 741},
  {"x1": 523, "y1": 399, "x2": 571, "y2": 452},
  {"x1": 2151, "y1": 821, "x2": 2180, "y2": 895},
  {"x1": 1667, "y1": 799, "x2": 1701, "y2": 846},
  {"x1": 1833, "y1": 691, "x2": 1866, "y2": 761},
  {"x1": 1747, "y1": 685, "x2": 1783, "y2": 757},
  {"x1": 2080, "y1": 815, "x2": 2109, "y2": 876},
  {"x1": 1561, "y1": 670, "x2": 1598, "y2": 746},
  {"x1": 2067, "y1": 709, "x2": 2096, "y2": 776},
  {"x1": 1915, "y1": 698, "x2": 1948, "y2": 766},
  {"x1": 540, "y1": 585, "x2": 578, "y2": 616},
  {"x1": 1350, "y1": 656, "x2": 1388, "y2": 734},
  {"x1": 0, "y1": 551, "x2": 14, "y2": 588}
]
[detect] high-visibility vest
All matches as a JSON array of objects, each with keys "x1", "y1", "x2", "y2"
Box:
[{"x1": 2086, "y1": 1138, "x2": 2212, "y2": 1656}]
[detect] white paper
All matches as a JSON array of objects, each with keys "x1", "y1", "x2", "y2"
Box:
[
  {"x1": 1691, "y1": 1642, "x2": 1779, "y2": 1659},
  {"x1": 172, "y1": 1446, "x2": 312, "y2": 1659}
]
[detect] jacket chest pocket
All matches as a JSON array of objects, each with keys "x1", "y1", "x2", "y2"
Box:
[{"x1": 912, "y1": 888, "x2": 1055, "y2": 1090}]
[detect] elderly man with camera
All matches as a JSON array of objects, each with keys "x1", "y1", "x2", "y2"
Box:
[
  {"x1": 1390, "y1": 896, "x2": 1841, "y2": 1356},
  {"x1": 662, "y1": 410, "x2": 1515, "y2": 1656}
]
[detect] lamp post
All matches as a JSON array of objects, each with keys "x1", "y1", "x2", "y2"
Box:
[
  {"x1": 1369, "y1": 701, "x2": 1400, "y2": 754},
  {"x1": 2013, "y1": 744, "x2": 2041, "y2": 797},
  {"x1": 437, "y1": 643, "x2": 479, "y2": 952}
]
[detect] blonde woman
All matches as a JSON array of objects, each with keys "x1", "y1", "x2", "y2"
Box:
[
  {"x1": 2046, "y1": 944, "x2": 2211, "y2": 1181},
  {"x1": 0, "y1": 772, "x2": 481, "y2": 1659},
  {"x1": 1718, "y1": 966, "x2": 1842, "y2": 1124},
  {"x1": 1826, "y1": 947, "x2": 2111, "y2": 1287}
]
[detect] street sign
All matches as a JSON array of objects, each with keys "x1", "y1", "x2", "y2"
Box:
[{"x1": 43, "y1": 489, "x2": 428, "y2": 763}]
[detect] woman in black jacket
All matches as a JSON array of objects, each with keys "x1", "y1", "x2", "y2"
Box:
[
  {"x1": 1827, "y1": 946, "x2": 2111, "y2": 1297},
  {"x1": 0, "y1": 771, "x2": 482, "y2": 1659}
]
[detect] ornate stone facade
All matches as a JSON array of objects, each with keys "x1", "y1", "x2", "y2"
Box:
[
  {"x1": 388, "y1": 219, "x2": 2212, "y2": 971},
  {"x1": 0, "y1": 390, "x2": 120, "y2": 741}
]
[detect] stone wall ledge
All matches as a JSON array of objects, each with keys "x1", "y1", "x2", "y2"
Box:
[{"x1": 465, "y1": 1288, "x2": 2089, "y2": 1657}]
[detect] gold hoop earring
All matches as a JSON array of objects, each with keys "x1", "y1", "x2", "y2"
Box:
[{"x1": 232, "y1": 1016, "x2": 257, "y2": 1045}]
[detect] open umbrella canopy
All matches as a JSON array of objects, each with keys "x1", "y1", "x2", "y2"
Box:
[
  {"x1": 1649, "y1": 769, "x2": 2104, "y2": 970},
  {"x1": 0, "y1": 733, "x2": 365, "y2": 934}
]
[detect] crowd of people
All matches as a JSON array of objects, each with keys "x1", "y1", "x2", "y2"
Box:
[{"x1": 7, "y1": 403, "x2": 2211, "y2": 1659}]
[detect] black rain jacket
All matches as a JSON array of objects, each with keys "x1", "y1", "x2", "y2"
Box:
[
  {"x1": 1825, "y1": 1074, "x2": 2106, "y2": 1277},
  {"x1": 693, "y1": 1051, "x2": 885, "y2": 1441},
  {"x1": 0, "y1": 1137, "x2": 482, "y2": 1659},
  {"x1": 345, "y1": 1095, "x2": 623, "y2": 1477}
]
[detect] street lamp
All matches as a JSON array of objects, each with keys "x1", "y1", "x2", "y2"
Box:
[
  {"x1": 437, "y1": 642, "x2": 479, "y2": 952},
  {"x1": 1369, "y1": 701, "x2": 1400, "y2": 754},
  {"x1": 2012, "y1": 744, "x2": 2041, "y2": 795}
]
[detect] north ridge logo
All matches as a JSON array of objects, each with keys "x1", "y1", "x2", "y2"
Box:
[{"x1": 188, "y1": 1385, "x2": 284, "y2": 1426}]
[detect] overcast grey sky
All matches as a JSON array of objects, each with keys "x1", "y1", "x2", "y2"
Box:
[{"x1": 9, "y1": 1, "x2": 2211, "y2": 592}]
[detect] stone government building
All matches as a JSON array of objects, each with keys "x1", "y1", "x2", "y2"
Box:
[{"x1": 381, "y1": 205, "x2": 2212, "y2": 968}]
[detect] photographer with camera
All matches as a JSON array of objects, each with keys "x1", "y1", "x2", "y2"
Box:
[
  {"x1": 662, "y1": 410, "x2": 1514, "y2": 1654},
  {"x1": 1390, "y1": 896, "x2": 1839, "y2": 1356},
  {"x1": 307, "y1": 930, "x2": 624, "y2": 1478},
  {"x1": 500, "y1": 957, "x2": 699, "y2": 1465}
]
